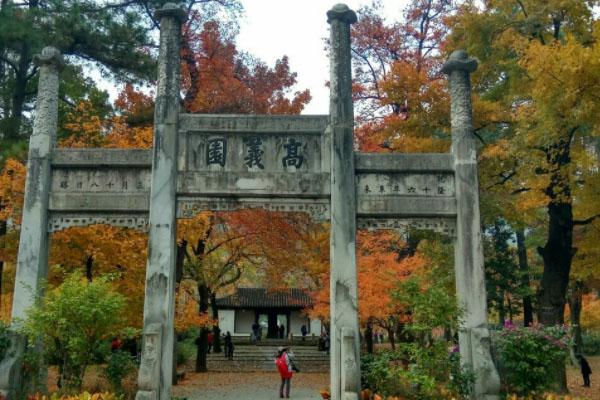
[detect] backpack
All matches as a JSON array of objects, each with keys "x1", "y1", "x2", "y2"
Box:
[{"x1": 276, "y1": 354, "x2": 292, "y2": 378}]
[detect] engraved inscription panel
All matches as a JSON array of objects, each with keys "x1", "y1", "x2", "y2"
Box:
[
  {"x1": 185, "y1": 134, "x2": 322, "y2": 173},
  {"x1": 177, "y1": 198, "x2": 330, "y2": 221},
  {"x1": 51, "y1": 169, "x2": 151, "y2": 193},
  {"x1": 356, "y1": 173, "x2": 454, "y2": 197}
]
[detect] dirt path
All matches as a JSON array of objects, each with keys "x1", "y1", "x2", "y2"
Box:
[
  {"x1": 172, "y1": 371, "x2": 329, "y2": 400},
  {"x1": 567, "y1": 355, "x2": 599, "y2": 399}
]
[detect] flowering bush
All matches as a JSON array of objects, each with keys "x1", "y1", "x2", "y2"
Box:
[
  {"x1": 495, "y1": 323, "x2": 570, "y2": 396},
  {"x1": 28, "y1": 393, "x2": 121, "y2": 400}
]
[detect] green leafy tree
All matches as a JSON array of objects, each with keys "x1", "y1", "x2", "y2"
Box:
[
  {"x1": 484, "y1": 219, "x2": 527, "y2": 325},
  {"x1": 20, "y1": 271, "x2": 127, "y2": 393}
]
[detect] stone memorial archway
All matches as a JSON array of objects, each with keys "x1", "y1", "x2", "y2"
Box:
[{"x1": 0, "y1": 3, "x2": 500, "y2": 400}]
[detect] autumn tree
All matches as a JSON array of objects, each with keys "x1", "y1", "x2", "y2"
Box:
[
  {"x1": 351, "y1": 0, "x2": 454, "y2": 153},
  {"x1": 181, "y1": 13, "x2": 310, "y2": 114},
  {"x1": 309, "y1": 230, "x2": 429, "y2": 352},
  {"x1": 449, "y1": 0, "x2": 600, "y2": 328}
]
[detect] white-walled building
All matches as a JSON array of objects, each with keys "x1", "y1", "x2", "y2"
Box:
[{"x1": 216, "y1": 288, "x2": 322, "y2": 338}]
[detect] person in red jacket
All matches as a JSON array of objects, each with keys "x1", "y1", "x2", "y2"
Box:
[{"x1": 275, "y1": 346, "x2": 297, "y2": 398}]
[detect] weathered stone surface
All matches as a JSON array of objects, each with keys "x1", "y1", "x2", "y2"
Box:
[
  {"x1": 177, "y1": 197, "x2": 330, "y2": 221},
  {"x1": 444, "y1": 49, "x2": 500, "y2": 400},
  {"x1": 328, "y1": 4, "x2": 360, "y2": 400},
  {"x1": 136, "y1": 322, "x2": 162, "y2": 397},
  {"x1": 179, "y1": 114, "x2": 328, "y2": 133},
  {"x1": 357, "y1": 217, "x2": 456, "y2": 236},
  {"x1": 355, "y1": 153, "x2": 454, "y2": 173},
  {"x1": 48, "y1": 214, "x2": 149, "y2": 233},
  {"x1": 136, "y1": 4, "x2": 183, "y2": 399},
  {"x1": 1, "y1": 46, "x2": 62, "y2": 398},
  {"x1": 357, "y1": 172, "x2": 455, "y2": 197},
  {"x1": 52, "y1": 148, "x2": 152, "y2": 167},
  {"x1": 357, "y1": 196, "x2": 456, "y2": 218}
]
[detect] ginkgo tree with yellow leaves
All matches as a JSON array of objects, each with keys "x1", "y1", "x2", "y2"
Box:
[{"x1": 448, "y1": 0, "x2": 600, "y2": 328}]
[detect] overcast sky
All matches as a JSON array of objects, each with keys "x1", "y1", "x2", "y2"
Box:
[
  {"x1": 90, "y1": 1, "x2": 408, "y2": 113},
  {"x1": 236, "y1": 0, "x2": 407, "y2": 114}
]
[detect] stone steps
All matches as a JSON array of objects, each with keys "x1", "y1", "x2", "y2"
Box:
[{"x1": 204, "y1": 345, "x2": 330, "y2": 372}]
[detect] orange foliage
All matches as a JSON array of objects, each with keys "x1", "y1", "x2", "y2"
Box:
[
  {"x1": 310, "y1": 230, "x2": 427, "y2": 325},
  {"x1": 175, "y1": 280, "x2": 215, "y2": 332},
  {"x1": 0, "y1": 158, "x2": 26, "y2": 226},
  {"x1": 181, "y1": 15, "x2": 310, "y2": 114}
]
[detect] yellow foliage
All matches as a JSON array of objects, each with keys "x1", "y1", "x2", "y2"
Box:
[
  {"x1": 0, "y1": 158, "x2": 26, "y2": 225},
  {"x1": 580, "y1": 294, "x2": 600, "y2": 332}
]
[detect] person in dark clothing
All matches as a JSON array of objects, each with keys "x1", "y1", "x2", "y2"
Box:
[
  {"x1": 577, "y1": 354, "x2": 592, "y2": 387},
  {"x1": 278, "y1": 323, "x2": 285, "y2": 339},
  {"x1": 207, "y1": 331, "x2": 214, "y2": 354},
  {"x1": 300, "y1": 324, "x2": 307, "y2": 341},
  {"x1": 224, "y1": 331, "x2": 234, "y2": 360},
  {"x1": 252, "y1": 322, "x2": 260, "y2": 343}
]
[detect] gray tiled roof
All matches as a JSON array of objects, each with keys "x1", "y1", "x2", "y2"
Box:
[{"x1": 216, "y1": 288, "x2": 312, "y2": 309}]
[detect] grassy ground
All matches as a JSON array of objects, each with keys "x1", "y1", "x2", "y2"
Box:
[{"x1": 45, "y1": 356, "x2": 599, "y2": 399}]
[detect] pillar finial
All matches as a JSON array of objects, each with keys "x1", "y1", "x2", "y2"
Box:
[
  {"x1": 155, "y1": 2, "x2": 186, "y2": 21},
  {"x1": 34, "y1": 46, "x2": 64, "y2": 69},
  {"x1": 442, "y1": 50, "x2": 477, "y2": 75},
  {"x1": 327, "y1": 3, "x2": 357, "y2": 24}
]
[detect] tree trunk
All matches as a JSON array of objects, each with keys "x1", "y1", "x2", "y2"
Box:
[
  {"x1": 365, "y1": 320, "x2": 374, "y2": 354},
  {"x1": 210, "y1": 292, "x2": 222, "y2": 353},
  {"x1": 568, "y1": 281, "x2": 584, "y2": 354},
  {"x1": 386, "y1": 327, "x2": 395, "y2": 350},
  {"x1": 516, "y1": 228, "x2": 534, "y2": 326},
  {"x1": 498, "y1": 290, "x2": 505, "y2": 325},
  {"x1": 0, "y1": 219, "x2": 6, "y2": 306},
  {"x1": 6, "y1": 39, "x2": 32, "y2": 140},
  {"x1": 84, "y1": 255, "x2": 93, "y2": 281},
  {"x1": 537, "y1": 200, "x2": 573, "y2": 326},
  {"x1": 195, "y1": 283, "x2": 209, "y2": 373}
]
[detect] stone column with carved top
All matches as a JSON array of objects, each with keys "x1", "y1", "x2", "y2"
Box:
[
  {"x1": 136, "y1": 4, "x2": 185, "y2": 400},
  {"x1": 327, "y1": 4, "x2": 360, "y2": 400},
  {"x1": 0, "y1": 47, "x2": 62, "y2": 398},
  {"x1": 443, "y1": 50, "x2": 500, "y2": 400}
]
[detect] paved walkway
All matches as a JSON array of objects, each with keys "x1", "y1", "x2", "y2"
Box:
[{"x1": 172, "y1": 371, "x2": 329, "y2": 400}]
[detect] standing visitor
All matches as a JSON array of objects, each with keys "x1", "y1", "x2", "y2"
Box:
[
  {"x1": 224, "y1": 331, "x2": 234, "y2": 360},
  {"x1": 207, "y1": 331, "x2": 214, "y2": 354},
  {"x1": 275, "y1": 346, "x2": 298, "y2": 398},
  {"x1": 300, "y1": 324, "x2": 307, "y2": 341},
  {"x1": 252, "y1": 321, "x2": 260, "y2": 343},
  {"x1": 577, "y1": 354, "x2": 592, "y2": 387},
  {"x1": 279, "y1": 323, "x2": 285, "y2": 339}
]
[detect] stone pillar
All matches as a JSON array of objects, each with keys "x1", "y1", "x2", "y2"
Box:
[
  {"x1": 0, "y1": 47, "x2": 62, "y2": 398},
  {"x1": 442, "y1": 50, "x2": 500, "y2": 400},
  {"x1": 136, "y1": 4, "x2": 185, "y2": 400},
  {"x1": 327, "y1": 5, "x2": 360, "y2": 400}
]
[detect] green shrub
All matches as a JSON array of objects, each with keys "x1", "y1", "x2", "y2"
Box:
[
  {"x1": 494, "y1": 324, "x2": 569, "y2": 396},
  {"x1": 104, "y1": 350, "x2": 135, "y2": 394},
  {"x1": 20, "y1": 272, "x2": 130, "y2": 393},
  {"x1": 581, "y1": 331, "x2": 600, "y2": 355},
  {"x1": 0, "y1": 321, "x2": 10, "y2": 361},
  {"x1": 176, "y1": 337, "x2": 196, "y2": 365},
  {"x1": 360, "y1": 342, "x2": 474, "y2": 399}
]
